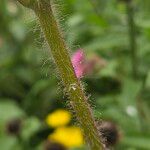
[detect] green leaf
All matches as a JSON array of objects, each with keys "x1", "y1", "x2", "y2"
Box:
[
  {"x1": 0, "y1": 99, "x2": 24, "y2": 126},
  {"x1": 122, "y1": 137, "x2": 150, "y2": 149},
  {"x1": 21, "y1": 117, "x2": 41, "y2": 140}
]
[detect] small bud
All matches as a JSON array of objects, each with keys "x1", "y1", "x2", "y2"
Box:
[
  {"x1": 44, "y1": 140, "x2": 67, "y2": 150},
  {"x1": 6, "y1": 119, "x2": 21, "y2": 136},
  {"x1": 98, "y1": 121, "x2": 120, "y2": 148}
]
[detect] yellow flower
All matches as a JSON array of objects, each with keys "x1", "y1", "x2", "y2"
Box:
[
  {"x1": 48, "y1": 126, "x2": 84, "y2": 148},
  {"x1": 46, "y1": 109, "x2": 71, "y2": 128}
]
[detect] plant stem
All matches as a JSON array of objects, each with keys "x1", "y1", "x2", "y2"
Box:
[
  {"x1": 17, "y1": 0, "x2": 102, "y2": 149},
  {"x1": 89, "y1": 0, "x2": 101, "y2": 17},
  {"x1": 126, "y1": 1, "x2": 138, "y2": 78}
]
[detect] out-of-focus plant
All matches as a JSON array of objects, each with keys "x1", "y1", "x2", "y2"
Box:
[
  {"x1": 46, "y1": 109, "x2": 71, "y2": 128},
  {"x1": 49, "y1": 126, "x2": 83, "y2": 148},
  {"x1": 71, "y1": 49, "x2": 106, "y2": 78},
  {"x1": 46, "y1": 109, "x2": 83, "y2": 149},
  {"x1": 123, "y1": 0, "x2": 138, "y2": 78}
]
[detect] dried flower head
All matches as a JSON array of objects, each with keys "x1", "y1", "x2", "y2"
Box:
[
  {"x1": 6, "y1": 118, "x2": 21, "y2": 136},
  {"x1": 44, "y1": 140, "x2": 67, "y2": 150},
  {"x1": 98, "y1": 121, "x2": 120, "y2": 148}
]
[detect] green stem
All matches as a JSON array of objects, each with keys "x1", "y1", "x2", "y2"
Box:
[
  {"x1": 126, "y1": 1, "x2": 138, "y2": 78},
  {"x1": 17, "y1": 0, "x2": 102, "y2": 149},
  {"x1": 89, "y1": 0, "x2": 101, "y2": 17}
]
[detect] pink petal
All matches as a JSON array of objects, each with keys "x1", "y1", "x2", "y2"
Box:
[
  {"x1": 71, "y1": 49, "x2": 84, "y2": 66},
  {"x1": 71, "y1": 49, "x2": 85, "y2": 78},
  {"x1": 74, "y1": 64, "x2": 84, "y2": 78}
]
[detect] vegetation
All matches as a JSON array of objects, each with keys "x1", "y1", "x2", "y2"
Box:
[{"x1": 0, "y1": 0, "x2": 150, "y2": 150}]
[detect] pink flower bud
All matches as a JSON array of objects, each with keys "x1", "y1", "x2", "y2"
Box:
[
  {"x1": 71, "y1": 49, "x2": 85, "y2": 78},
  {"x1": 71, "y1": 49, "x2": 107, "y2": 78}
]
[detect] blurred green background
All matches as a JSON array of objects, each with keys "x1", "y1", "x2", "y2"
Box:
[{"x1": 0, "y1": 0, "x2": 150, "y2": 149}]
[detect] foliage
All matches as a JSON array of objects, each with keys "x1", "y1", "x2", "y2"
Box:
[{"x1": 0, "y1": 0, "x2": 150, "y2": 149}]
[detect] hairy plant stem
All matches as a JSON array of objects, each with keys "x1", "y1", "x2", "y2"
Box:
[
  {"x1": 17, "y1": 0, "x2": 102, "y2": 149},
  {"x1": 126, "y1": 1, "x2": 138, "y2": 78}
]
